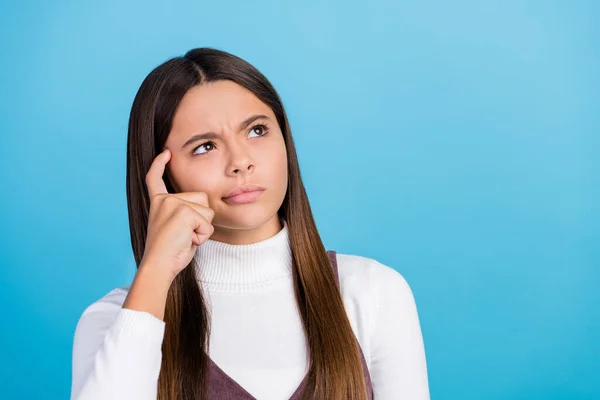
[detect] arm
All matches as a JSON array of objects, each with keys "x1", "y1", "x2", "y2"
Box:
[
  {"x1": 71, "y1": 265, "x2": 171, "y2": 400},
  {"x1": 368, "y1": 262, "x2": 430, "y2": 399}
]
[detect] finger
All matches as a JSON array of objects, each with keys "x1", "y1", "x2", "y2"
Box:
[
  {"x1": 183, "y1": 206, "x2": 214, "y2": 245},
  {"x1": 191, "y1": 220, "x2": 214, "y2": 246},
  {"x1": 146, "y1": 149, "x2": 171, "y2": 199},
  {"x1": 170, "y1": 191, "x2": 210, "y2": 208},
  {"x1": 179, "y1": 198, "x2": 215, "y2": 223}
]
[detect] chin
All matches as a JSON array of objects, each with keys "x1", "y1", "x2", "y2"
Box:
[{"x1": 214, "y1": 205, "x2": 278, "y2": 230}]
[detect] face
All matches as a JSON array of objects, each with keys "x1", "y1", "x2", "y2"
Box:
[{"x1": 163, "y1": 80, "x2": 288, "y2": 243}]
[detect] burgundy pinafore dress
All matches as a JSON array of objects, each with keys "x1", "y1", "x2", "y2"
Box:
[{"x1": 206, "y1": 250, "x2": 374, "y2": 399}]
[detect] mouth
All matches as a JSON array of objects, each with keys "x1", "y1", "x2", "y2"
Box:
[
  {"x1": 222, "y1": 184, "x2": 266, "y2": 205},
  {"x1": 222, "y1": 190, "x2": 265, "y2": 205}
]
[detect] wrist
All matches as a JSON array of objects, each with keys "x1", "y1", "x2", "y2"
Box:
[
  {"x1": 123, "y1": 261, "x2": 175, "y2": 321},
  {"x1": 137, "y1": 259, "x2": 177, "y2": 287}
]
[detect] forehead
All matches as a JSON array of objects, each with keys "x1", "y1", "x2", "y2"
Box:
[{"x1": 171, "y1": 80, "x2": 274, "y2": 134}]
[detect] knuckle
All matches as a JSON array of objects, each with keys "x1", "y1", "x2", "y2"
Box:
[
  {"x1": 150, "y1": 193, "x2": 165, "y2": 207},
  {"x1": 163, "y1": 194, "x2": 179, "y2": 207},
  {"x1": 174, "y1": 202, "x2": 189, "y2": 214},
  {"x1": 198, "y1": 192, "x2": 208, "y2": 203}
]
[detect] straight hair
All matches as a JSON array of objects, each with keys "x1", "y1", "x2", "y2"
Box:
[{"x1": 126, "y1": 47, "x2": 369, "y2": 399}]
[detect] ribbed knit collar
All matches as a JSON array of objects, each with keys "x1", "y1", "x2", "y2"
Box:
[{"x1": 194, "y1": 219, "x2": 293, "y2": 293}]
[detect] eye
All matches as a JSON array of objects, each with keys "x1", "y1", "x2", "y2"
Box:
[
  {"x1": 192, "y1": 124, "x2": 269, "y2": 156},
  {"x1": 192, "y1": 141, "x2": 216, "y2": 156},
  {"x1": 248, "y1": 124, "x2": 269, "y2": 138}
]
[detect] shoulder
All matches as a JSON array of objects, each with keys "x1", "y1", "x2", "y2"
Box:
[
  {"x1": 74, "y1": 285, "x2": 131, "y2": 333},
  {"x1": 334, "y1": 252, "x2": 412, "y2": 298},
  {"x1": 333, "y1": 252, "x2": 417, "y2": 345},
  {"x1": 333, "y1": 252, "x2": 424, "y2": 367},
  {"x1": 80, "y1": 285, "x2": 131, "y2": 315},
  {"x1": 335, "y1": 252, "x2": 418, "y2": 320},
  {"x1": 335, "y1": 254, "x2": 430, "y2": 397},
  {"x1": 71, "y1": 284, "x2": 166, "y2": 399}
]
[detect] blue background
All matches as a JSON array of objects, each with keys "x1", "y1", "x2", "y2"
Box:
[{"x1": 1, "y1": 1, "x2": 598, "y2": 399}]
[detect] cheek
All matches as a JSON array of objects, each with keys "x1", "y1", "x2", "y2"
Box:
[
  {"x1": 271, "y1": 143, "x2": 288, "y2": 186},
  {"x1": 175, "y1": 163, "x2": 220, "y2": 195}
]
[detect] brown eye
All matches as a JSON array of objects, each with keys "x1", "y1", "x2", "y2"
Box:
[
  {"x1": 193, "y1": 141, "x2": 216, "y2": 155},
  {"x1": 248, "y1": 124, "x2": 269, "y2": 138}
]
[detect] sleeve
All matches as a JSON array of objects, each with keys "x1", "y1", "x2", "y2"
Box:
[
  {"x1": 70, "y1": 300, "x2": 166, "y2": 400},
  {"x1": 368, "y1": 261, "x2": 430, "y2": 399}
]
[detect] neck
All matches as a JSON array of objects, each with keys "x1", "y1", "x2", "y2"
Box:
[
  {"x1": 208, "y1": 214, "x2": 283, "y2": 245},
  {"x1": 194, "y1": 218, "x2": 292, "y2": 293}
]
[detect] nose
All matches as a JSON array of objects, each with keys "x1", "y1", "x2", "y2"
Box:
[
  {"x1": 227, "y1": 145, "x2": 255, "y2": 177},
  {"x1": 231, "y1": 163, "x2": 254, "y2": 175}
]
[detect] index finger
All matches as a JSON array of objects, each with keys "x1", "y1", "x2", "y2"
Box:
[{"x1": 146, "y1": 149, "x2": 171, "y2": 199}]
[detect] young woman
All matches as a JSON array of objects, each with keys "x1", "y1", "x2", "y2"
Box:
[{"x1": 70, "y1": 47, "x2": 430, "y2": 400}]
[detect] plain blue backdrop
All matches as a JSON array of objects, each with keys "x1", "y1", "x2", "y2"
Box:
[{"x1": 1, "y1": 1, "x2": 598, "y2": 399}]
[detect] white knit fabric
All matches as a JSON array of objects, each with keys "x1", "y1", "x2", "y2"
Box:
[{"x1": 71, "y1": 220, "x2": 430, "y2": 399}]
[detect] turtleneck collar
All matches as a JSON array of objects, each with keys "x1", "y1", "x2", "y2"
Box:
[{"x1": 194, "y1": 219, "x2": 292, "y2": 293}]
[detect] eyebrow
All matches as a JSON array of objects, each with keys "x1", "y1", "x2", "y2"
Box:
[{"x1": 180, "y1": 114, "x2": 271, "y2": 150}]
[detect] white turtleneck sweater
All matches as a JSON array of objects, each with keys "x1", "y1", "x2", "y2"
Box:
[{"x1": 70, "y1": 221, "x2": 430, "y2": 399}]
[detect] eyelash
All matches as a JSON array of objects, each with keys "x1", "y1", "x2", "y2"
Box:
[{"x1": 192, "y1": 123, "x2": 270, "y2": 156}]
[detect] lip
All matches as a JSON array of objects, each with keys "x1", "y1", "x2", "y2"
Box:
[
  {"x1": 222, "y1": 184, "x2": 266, "y2": 205},
  {"x1": 223, "y1": 190, "x2": 264, "y2": 204}
]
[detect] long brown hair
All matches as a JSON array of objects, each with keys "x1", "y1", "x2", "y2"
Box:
[{"x1": 126, "y1": 47, "x2": 368, "y2": 399}]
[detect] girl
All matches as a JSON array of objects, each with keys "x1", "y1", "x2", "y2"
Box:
[{"x1": 70, "y1": 47, "x2": 430, "y2": 400}]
